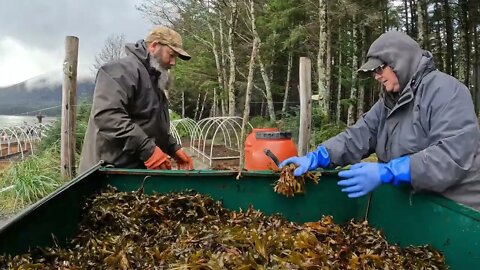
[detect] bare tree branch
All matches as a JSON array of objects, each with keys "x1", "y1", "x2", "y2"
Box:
[
  {"x1": 236, "y1": 66, "x2": 266, "y2": 99},
  {"x1": 92, "y1": 34, "x2": 126, "y2": 74}
]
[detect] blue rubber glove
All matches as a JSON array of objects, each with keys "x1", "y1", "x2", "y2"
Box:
[
  {"x1": 278, "y1": 145, "x2": 330, "y2": 177},
  {"x1": 337, "y1": 156, "x2": 411, "y2": 198}
]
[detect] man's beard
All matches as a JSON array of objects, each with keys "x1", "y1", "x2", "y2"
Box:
[{"x1": 149, "y1": 56, "x2": 170, "y2": 91}]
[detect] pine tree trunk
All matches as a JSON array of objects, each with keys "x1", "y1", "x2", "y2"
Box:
[
  {"x1": 212, "y1": 88, "x2": 217, "y2": 117},
  {"x1": 417, "y1": 0, "x2": 426, "y2": 48},
  {"x1": 459, "y1": 0, "x2": 471, "y2": 86},
  {"x1": 260, "y1": 101, "x2": 265, "y2": 118},
  {"x1": 194, "y1": 92, "x2": 201, "y2": 121},
  {"x1": 424, "y1": 0, "x2": 431, "y2": 50},
  {"x1": 409, "y1": 0, "x2": 417, "y2": 37},
  {"x1": 357, "y1": 26, "x2": 367, "y2": 118},
  {"x1": 317, "y1": 0, "x2": 328, "y2": 111},
  {"x1": 258, "y1": 54, "x2": 276, "y2": 122},
  {"x1": 282, "y1": 51, "x2": 293, "y2": 117},
  {"x1": 326, "y1": 26, "x2": 332, "y2": 119},
  {"x1": 221, "y1": 99, "x2": 227, "y2": 116},
  {"x1": 442, "y1": 0, "x2": 455, "y2": 76},
  {"x1": 219, "y1": 14, "x2": 228, "y2": 116},
  {"x1": 372, "y1": 84, "x2": 381, "y2": 107},
  {"x1": 239, "y1": 0, "x2": 259, "y2": 171},
  {"x1": 199, "y1": 92, "x2": 208, "y2": 120},
  {"x1": 250, "y1": 8, "x2": 275, "y2": 122},
  {"x1": 182, "y1": 89, "x2": 185, "y2": 118},
  {"x1": 347, "y1": 18, "x2": 358, "y2": 126},
  {"x1": 227, "y1": 0, "x2": 238, "y2": 116},
  {"x1": 208, "y1": 22, "x2": 226, "y2": 113},
  {"x1": 336, "y1": 27, "x2": 343, "y2": 124},
  {"x1": 434, "y1": 2, "x2": 445, "y2": 72},
  {"x1": 384, "y1": 0, "x2": 389, "y2": 31},
  {"x1": 404, "y1": 0, "x2": 410, "y2": 34}
]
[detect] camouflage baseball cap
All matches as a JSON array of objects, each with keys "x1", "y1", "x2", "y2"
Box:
[{"x1": 145, "y1": 26, "x2": 191, "y2": 60}]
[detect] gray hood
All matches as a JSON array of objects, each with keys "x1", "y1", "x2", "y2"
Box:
[
  {"x1": 125, "y1": 40, "x2": 159, "y2": 75},
  {"x1": 367, "y1": 31, "x2": 423, "y2": 93}
]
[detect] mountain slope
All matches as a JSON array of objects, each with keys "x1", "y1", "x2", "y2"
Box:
[{"x1": 0, "y1": 73, "x2": 94, "y2": 116}]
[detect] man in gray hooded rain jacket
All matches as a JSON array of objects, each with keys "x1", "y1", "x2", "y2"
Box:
[
  {"x1": 79, "y1": 26, "x2": 194, "y2": 174},
  {"x1": 280, "y1": 31, "x2": 480, "y2": 210}
]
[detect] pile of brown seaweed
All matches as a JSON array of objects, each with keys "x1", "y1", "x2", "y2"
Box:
[
  {"x1": 274, "y1": 164, "x2": 321, "y2": 197},
  {"x1": 0, "y1": 187, "x2": 447, "y2": 269}
]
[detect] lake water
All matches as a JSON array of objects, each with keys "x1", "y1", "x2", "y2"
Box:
[{"x1": 0, "y1": 115, "x2": 56, "y2": 127}]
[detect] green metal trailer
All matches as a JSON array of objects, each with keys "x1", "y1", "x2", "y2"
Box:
[{"x1": 1, "y1": 165, "x2": 479, "y2": 269}]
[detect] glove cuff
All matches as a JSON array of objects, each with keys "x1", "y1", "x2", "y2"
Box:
[
  {"x1": 381, "y1": 156, "x2": 411, "y2": 185},
  {"x1": 306, "y1": 145, "x2": 331, "y2": 170}
]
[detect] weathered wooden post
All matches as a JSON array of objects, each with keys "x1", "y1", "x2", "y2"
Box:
[
  {"x1": 36, "y1": 113, "x2": 44, "y2": 138},
  {"x1": 61, "y1": 36, "x2": 79, "y2": 180},
  {"x1": 36, "y1": 113, "x2": 44, "y2": 124},
  {"x1": 298, "y1": 57, "x2": 312, "y2": 156}
]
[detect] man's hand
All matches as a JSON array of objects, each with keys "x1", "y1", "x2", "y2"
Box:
[
  {"x1": 174, "y1": 148, "x2": 194, "y2": 170},
  {"x1": 144, "y1": 146, "x2": 172, "y2": 170}
]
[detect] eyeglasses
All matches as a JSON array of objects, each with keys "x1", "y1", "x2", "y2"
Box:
[{"x1": 372, "y1": 64, "x2": 387, "y2": 76}]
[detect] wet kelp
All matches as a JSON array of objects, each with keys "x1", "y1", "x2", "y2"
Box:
[
  {"x1": 274, "y1": 164, "x2": 320, "y2": 197},
  {"x1": 0, "y1": 188, "x2": 447, "y2": 269}
]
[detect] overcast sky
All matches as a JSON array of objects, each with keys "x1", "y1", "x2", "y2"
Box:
[{"x1": 0, "y1": 0, "x2": 153, "y2": 87}]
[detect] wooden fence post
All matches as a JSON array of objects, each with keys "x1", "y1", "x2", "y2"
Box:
[
  {"x1": 298, "y1": 57, "x2": 312, "y2": 156},
  {"x1": 61, "y1": 36, "x2": 79, "y2": 180}
]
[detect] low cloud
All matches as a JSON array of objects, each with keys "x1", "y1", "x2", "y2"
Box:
[
  {"x1": 0, "y1": 37, "x2": 63, "y2": 87},
  {"x1": 0, "y1": 0, "x2": 152, "y2": 87}
]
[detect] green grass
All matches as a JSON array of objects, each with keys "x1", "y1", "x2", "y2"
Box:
[
  {"x1": 0, "y1": 145, "x2": 63, "y2": 214},
  {"x1": 0, "y1": 103, "x2": 91, "y2": 216}
]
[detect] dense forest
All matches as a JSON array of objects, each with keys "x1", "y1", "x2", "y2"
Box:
[{"x1": 135, "y1": 0, "x2": 480, "y2": 126}]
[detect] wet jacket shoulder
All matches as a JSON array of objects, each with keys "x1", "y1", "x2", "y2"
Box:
[{"x1": 409, "y1": 70, "x2": 480, "y2": 193}]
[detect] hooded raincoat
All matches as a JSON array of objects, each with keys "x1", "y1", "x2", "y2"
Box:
[
  {"x1": 78, "y1": 40, "x2": 180, "y2": 173},
  {"x1": 322, "y1": 32, "x2": 480, "y2": 210}
]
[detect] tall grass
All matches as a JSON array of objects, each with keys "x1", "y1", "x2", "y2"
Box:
[
  {"x1": 0, "y1": 145, "x2": 62, "y2": 214},
  {"x1": 0, "y1": 103, "x2": 91, "y2": 215}
]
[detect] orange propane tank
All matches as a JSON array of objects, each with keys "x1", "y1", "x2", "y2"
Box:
[{"x1": 244, "y1": 128, "x2": 298, "y2": 170}]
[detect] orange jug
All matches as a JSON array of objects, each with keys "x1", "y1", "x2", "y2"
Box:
[{"x1": 244, "y1": 128, "x2": 298, "y2": 170}]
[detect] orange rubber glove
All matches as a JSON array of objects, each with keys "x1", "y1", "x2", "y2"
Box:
[
  {"x1": 174, "y1": 148, "x2": 194, "y2": 170},
  {"x1": 144, "y1": 146, "x2": 172, "y2": 170}
]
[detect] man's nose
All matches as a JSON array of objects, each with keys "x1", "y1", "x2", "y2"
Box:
[
  {"x1": 170, "y1": 57, "x2": 176, "y2": 67},
  {"x1": 374, "y1": 73, "x2": 381, "y2": 81}
]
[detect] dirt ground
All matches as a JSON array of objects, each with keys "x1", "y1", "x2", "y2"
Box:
[
  {"x1": 182, "y1": 138, "x2": 240, "y2": 170},
  {"x1": 0, "y1": 161, "x2": 12, "y2": 171}
]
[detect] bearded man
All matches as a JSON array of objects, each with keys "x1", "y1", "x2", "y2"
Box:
[{"x1": 79, "y1": 26, "x2": 194, "y2": 173}]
